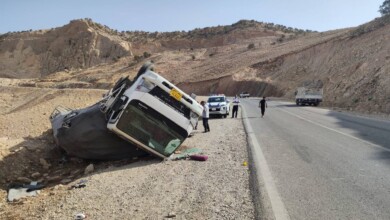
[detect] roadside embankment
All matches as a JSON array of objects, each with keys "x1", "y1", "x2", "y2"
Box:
[{"x1": 0, "y1": 92, "x2": 255, "y2": 219}]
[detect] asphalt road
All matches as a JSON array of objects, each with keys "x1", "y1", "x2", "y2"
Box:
[{"x1": 241, "y1": 99, "x2": 390, "y2": 220}]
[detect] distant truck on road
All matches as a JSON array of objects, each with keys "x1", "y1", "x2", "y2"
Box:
[
  {"x1": 239, "y1": 92, "x2": 250, "y2": 98},
  {"x1": 295, "y1": 87, "x2": 323, "y2": 106}
]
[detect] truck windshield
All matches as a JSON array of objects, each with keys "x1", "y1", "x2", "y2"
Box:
[
  {"x1": 305, "y1": 90, "x2": 322, "y2": 95},
  {"x1": 116, "y1": 100, "x2": 187, "y2": 156},
  {"x1": 208, "y1": 97, "x2": 225, "y2": 102}
]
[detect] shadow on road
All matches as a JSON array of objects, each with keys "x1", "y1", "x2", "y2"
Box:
[
  {"x1": 209, "y1": 115, "x2": 228, "y2": 119},
  {"x1": 242, "y1": 117, "x2": 262, "y2": 119},
  {"x1": 327, "y1": 111, "x2": 390, "y2": 163},
  {"x1": 375, "y1": 151, "x2": 390, "y2": 163},
  {"x1": 275, "y1": 104, "x2": 309, "y2": 108}
]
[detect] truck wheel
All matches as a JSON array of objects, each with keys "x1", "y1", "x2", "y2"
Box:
[
  {"x1": 134, "y1": 62, "x2": 154, "y2": 81},
  {"x1": 314, "y1": 102, "x2": 319, "y2": 106},
  {"x1": 296, "y1": 101, "x2": 300, "y2": 106}
]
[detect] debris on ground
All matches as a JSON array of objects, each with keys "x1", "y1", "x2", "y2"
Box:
[
  {"x1": 8, "y1": 188, "x2": 39, "y2": 202},
  {"x1": 7, "y1": 181, "x2": 45, "y2": 202},
  {"x1": 166, "y1": 212, "x2": 176, "y2": 218},
  {"x1": 168, "y1": 148, "x2": 202, "y2": 160},
  {"x1": 69, "y1": 179, "x2": 88, "y2": 190},
  {"x1": 74, "y1": 213, "x2": 86, "y2": 219},
  {"x1": 84, "y1": 164, "x2": 94, "y2": 175},
  {"x1": 189, "y1": 154, "x2": 208, "y2": 161}
]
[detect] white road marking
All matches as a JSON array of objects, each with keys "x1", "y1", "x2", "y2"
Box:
[
  {"x1": 276, "y1": 106, "x2": 390, "y2": 153},
  {"x1": 242, "y1": 107, "x2": 290, "y2": 220}
]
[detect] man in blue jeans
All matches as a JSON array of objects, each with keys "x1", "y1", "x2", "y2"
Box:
[{"x1": 200, "y1": 101, "x2": 210, "y2": 132}]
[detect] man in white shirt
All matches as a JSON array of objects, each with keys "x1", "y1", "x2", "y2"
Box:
[
  {"x1": 232, "y1": 95, "x2": 240, "y2": 118},
  {"x1": 200, "y1": 101, "x2": 210, "y2": 132}
]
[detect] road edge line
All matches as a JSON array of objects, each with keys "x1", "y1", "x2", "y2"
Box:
[{"x1": 241, "y1": 106, "x2": 290, "y2": 220}]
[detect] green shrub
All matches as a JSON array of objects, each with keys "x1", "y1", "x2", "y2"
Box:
[
  {"x1": 247, "y1": 43, "x2": 255, "y2": 49},
  {"x1": 379, "y1": 0, "x2": 390, "y2": 16},
  {"x1": 134, "y1": 55, "x2": 143, "y2": 62},
  {"x1": 143, "y1": 52, "x2": 151, "y2": 58},
  {"x1": 112, "y1": 56, "x2": 120, "y2": 62}
]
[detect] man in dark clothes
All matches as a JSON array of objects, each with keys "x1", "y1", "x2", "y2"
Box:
[{"x1": 259, "y1": 97, "x2": 267, "y2": 118}]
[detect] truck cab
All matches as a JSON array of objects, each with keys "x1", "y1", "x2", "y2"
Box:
[{"x1": 103, "y1": 69, "x2": 203, "y2": 158}]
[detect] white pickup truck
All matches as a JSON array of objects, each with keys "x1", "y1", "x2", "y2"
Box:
[
  {"x1": 207, "y1": 95, "x2": 230, "y2": 118},
  {"x1": 295, "y1": 87, "x2": 323, "y2": 106}
]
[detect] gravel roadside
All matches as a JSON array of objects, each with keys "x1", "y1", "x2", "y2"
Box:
[{"x1": 1, "y1": 108, "x2": 255, "y2": 219}]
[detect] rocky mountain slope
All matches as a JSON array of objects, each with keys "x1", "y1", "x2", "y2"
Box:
[
  {"x1": 0, "y1": 19, "x2": 132, "y2": 78},
  {"x1": 247, "y1": 16, "x2": 390, "y2": 113},
  {"x1": 0, "y1": 17, "x2": 389, "y2": 114}
]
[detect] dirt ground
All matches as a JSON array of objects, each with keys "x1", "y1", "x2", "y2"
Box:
[{"x1": 0, "y1": 87, "x2": 254, "y2": 219}]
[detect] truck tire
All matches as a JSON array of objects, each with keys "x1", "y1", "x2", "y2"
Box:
[{"x1": 134, "y1": 62, "x2": 154, "y2": 81}]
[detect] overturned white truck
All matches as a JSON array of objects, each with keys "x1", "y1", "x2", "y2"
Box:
[{"x1": 50, "y1": 63, "x2": 203, "y2": 160}]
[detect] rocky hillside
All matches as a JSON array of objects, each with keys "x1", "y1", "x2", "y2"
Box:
[
  {"x1": 0, "y1": 19, "x2": 309, "y2": 78},
  {"x1": 0, "y1": 17, "x2": 389, "y2": 114},
  {"x1": 247, "y1": 15, "x2": 390, "y2": 113},
  {"x1": 122, "y1": 20, "x2": 313, "y2": 54},
  {"x1": 0, "y1": 19, "x2": 132, "y2": 78}
]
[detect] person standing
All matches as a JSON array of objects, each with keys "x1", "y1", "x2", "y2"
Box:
[
  {"x1": 191, "y1": 93, "x2": 199, "y2": 130},
  {"x1": 200, "y1": 101, "x2": 210, "y2": 132},
  {"x1": 232, "y1": 95, "x2": 240, "y2": 118},
  {"x1": 259, "y1": 97, "x2": 267, "y2": 118}
]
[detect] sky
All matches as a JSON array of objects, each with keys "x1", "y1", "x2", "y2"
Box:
[{"x1": 0, "y1": 0, "x2": 385, "y2": 34}]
